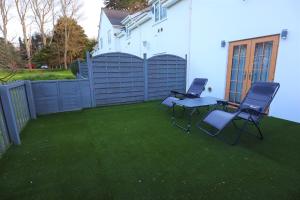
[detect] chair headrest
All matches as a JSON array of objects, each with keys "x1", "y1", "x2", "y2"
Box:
[{"x1": 241, "y1": 82, "x2": 280, "y2": 112}]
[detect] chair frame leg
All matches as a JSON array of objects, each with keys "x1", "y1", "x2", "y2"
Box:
[
  {"x1": 249, "y1": 118, "x2": 264, "y2": 140},
  {"x1": 231, "y1": 120, "x2": 249, "y2": 145},
  {"x1": 232, "y1": 120, "x2": 238, "y2": 129},
  {"x1": 198, "y1": 117, "x2": 264, "y2": 145},
  {"x1": 231, "y1": 118, "x2": 264, "y2": 144}
]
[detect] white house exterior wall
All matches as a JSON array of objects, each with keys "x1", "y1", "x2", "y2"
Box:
[
  {"x1": 94, "y1": 0, "x2": 300, "y2": 123},
  {"x1": 189, "y1": 0, "x2": 300, "y2": 123},
  {"x1": 96, "y1": 12, "x2": 119, "y2": 54},
  {"x1": 117, "y1": 0, "x2": 189, "y2": 58}
]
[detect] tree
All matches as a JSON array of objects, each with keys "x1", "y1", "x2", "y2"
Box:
[
  {"x1": 0, "y1": 38, "x2": 23, "y2": 69},
  {"x1": 0, "y1": 0, "x2": 12, "y2": 44},
  {"x1": 83, "y1": 38, "x2": 96, "y2": 59},
  {"x1": 32, "y1": 44, "x2": 52, "y2": 67},
  {"x1": 18, "y1": 37, "x2": 28, "y2": 62},
  {"x1": 15, "y1": 0, "x2": 32, "y2": 69},
  {"x1": 49, "y1": 0, "x2": 58, "y2": 45},
  {"x1": 30, "y1": 0, "x2": 54, "y2": 46},
  {"x1": 59, "y1": 0, "x2": 80, "y2": 69},
  {"x1": 31, "y1": 33, "x2": 43, "y2": 53},
  {"x1": 104, "y1": 0, "x2": 147, "y2": 12},
  {"x1": 52, "y1": 17, "x2": 87, "y2": 64},
  {"x1": 33, "y1": 17, "x2": 87, "y2": 68}
]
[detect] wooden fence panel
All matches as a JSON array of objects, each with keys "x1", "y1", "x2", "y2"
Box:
[
  {"x1": 0, "y1": 81, "x2": 36, "y2": 145},
  {"x1": 31, "y1": 79, "x2": 92, "y2": 115},
  {"x1": 147, "y1": 54, "x2": 186, "y2": 100},
  {"x1": 0, "y1": 100, "x2": 9, "y2": 157},
  {"x1": 91, "y1": 53, "x2": 145, "y2": 106}
]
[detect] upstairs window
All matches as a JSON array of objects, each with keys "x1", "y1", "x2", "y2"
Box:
[
  {"x1": 126, "y1": 26, "x2": 131, "y2": 38},
  {"x1": 154, "y1": 0, "x2": 167, "y2": 22},
  {"x1": 154, "y1": 2, "x2": 160, "y2": 22},
  {"x1": 160, "y1": 6, "x2": 167, "y2": 20}
]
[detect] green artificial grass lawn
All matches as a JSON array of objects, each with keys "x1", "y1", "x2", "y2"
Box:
[
  {"x1": 0, "y1": 69, "x2": 75, "y2": 81},
  {"x1": 0, "y1": 102, "x2": 299, "y2": 200}
]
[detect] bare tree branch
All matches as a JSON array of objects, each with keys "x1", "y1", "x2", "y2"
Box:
[
  {"x1": 30, "y1": 0, "x2": 54, "y2": 46},
  {"x1": 58, "y1": 0, "x2": 80, "y2": 69},
  {"x1": 15, "y1": 0, "x2": 32, "y2": 69},
  {"x1": 48, "y1": 0, "x2": 58, "y2": 45},
  {"x1": 0, "y1": 0, "x2": 12, "y2": 44}
]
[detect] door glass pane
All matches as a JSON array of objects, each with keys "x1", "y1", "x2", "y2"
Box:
[
  {"x1": 229, "y1": 45, "x2": 247, "y2": 103},
  {"x1": 229, "y1": 92, "x2": 235, "y2": 102},
  {"x1": 230, "y1": 81, "x2": 236, "y2": 91},
  {"x1": 236, "y1": 93, "x2": 241, "y2": 103},
  {"x1": 261, "y1": 42, "x2": 273, "y2": 81},
  {"x1": 252, "y1": 41, "x2": 273, "y2": 83},
  {"x1": 237, "y1": 82, "x2": 243, "y2": 92},
  {"x1": 252, "y1": 43, "x2": 263, "y2": 82}
]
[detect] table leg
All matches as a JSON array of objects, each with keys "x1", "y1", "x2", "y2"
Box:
[
  {"x1": 187, "y1": 108, "x2": 197, "y2": 133},
  {"x1": 172, "y1": 102, "x2": 176, "y2": 124},
  {"x1": 172, "y1": 105, "x2": 207, "y2": 133}
]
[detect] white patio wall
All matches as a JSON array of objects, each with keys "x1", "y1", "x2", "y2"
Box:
[
  {"x1": 189, "y1": 0, "x2": 300, "y2": 123},
  {"x1": 118, "y1": 0, "x2": 189, "y2": 58},
  {"x1": 95, "y1": 11, "x2": 120, "y2": 54},
  {"x1": 94, "y1": 0, "x2": 300, "y2": 123}
]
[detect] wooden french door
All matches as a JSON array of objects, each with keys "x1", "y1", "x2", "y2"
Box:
[{"x1": 225, "y1": 35, "x2": 279, "y2": 103}]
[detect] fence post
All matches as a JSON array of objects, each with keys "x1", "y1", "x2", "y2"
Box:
[
  {"x1": 25, "y1": 81, "x2": 36, "y2": 119},
  {"x1": 77, "y1": 59, "x2": 81, "y2": 78},
  {"x1": 143, "y1": 53, "x2": 148, "y2": 101},
  {"x1": 86, "y1": 51, "x2": 96, "y2": 107},
  {"x1": 185, "y1": 54, "x2": 188, "y2": 92},
  {"x1": 0, "y1": 86, "x2": 21, "y2": 145}
]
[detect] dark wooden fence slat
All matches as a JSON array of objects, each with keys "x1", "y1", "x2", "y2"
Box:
[
  {"x1": 88, "y1": 52, "x2": 187, "y2": 105},
  {"x1": 31, "y1": 80, "x2": 92, "y2": 115}
]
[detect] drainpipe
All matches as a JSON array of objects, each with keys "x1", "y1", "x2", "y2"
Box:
[{"x1": 187, "y1": 0, "x2": 193, "y2": 89}]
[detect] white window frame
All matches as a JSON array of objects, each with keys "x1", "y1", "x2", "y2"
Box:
[
  {"x1": 153, "y1": 0, "x2": 167, "y2": 22},
  {"x1": 154, "y1": 1, "x2": 160, "y2": 22},
  {"x1": 160, "y1": 5, "x2": 167, "y2": 20},
  {"x1": 126, "y1": 26, "x2": 131, "y2": 38}
]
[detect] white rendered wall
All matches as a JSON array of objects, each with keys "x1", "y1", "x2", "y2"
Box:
[
  {"x1": 94, "y1": 0, "x2": 300, "y2": 123},
  {"x1": 118, "y1": 0, "x2": 189, "y2": 59},
  {"x1": 189, "y1": 0, "x2": 300, "y2": 123},
  {"x1": 94, "y1": 12, "x2": 120, "y2": 55}
]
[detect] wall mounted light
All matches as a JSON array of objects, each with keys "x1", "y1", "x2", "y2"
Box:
[
  {"x1": 221, "y1": 40, "x2": 226, "y2": 48},
  {"x1": 142, "y1": 41, "x2": 148, "y2": 47},
  {"x1": 281, "y1": 29, "x2": 288, "y2": 40},
  {"x1": 208, "y1": 87, "x2": 212, "y2": 93}
]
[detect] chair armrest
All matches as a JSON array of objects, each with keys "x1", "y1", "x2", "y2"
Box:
[
  {"x1": 185, "y1": 93, "x2": 198, "y2": 98},
  {"x1": 170, "y1": 90, "x2": 185, "y2": 96},
  {"x1": 217, "y1": 100, "x2": 240, "y2": 108},
  {"x1": 216, "y1": 100, "x2": 229, "y2": 106},
  {"x1": 240, "y1": 104, "x2": 264, "y2": 116}
]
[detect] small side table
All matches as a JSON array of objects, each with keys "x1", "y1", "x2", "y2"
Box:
[{"x1": 172, "y1": 97, "x2": 222, "y2": 133}]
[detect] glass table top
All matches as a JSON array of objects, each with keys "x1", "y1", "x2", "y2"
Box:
[{"x1": 173, "y1": 96, "x2": 222, "y2": 108}]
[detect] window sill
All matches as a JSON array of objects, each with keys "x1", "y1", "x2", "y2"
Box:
[{"x1": 152, "y1": 18, "x2": 168, "y2": 27}]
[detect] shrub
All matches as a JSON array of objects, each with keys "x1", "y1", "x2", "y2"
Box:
[{"x1": 69, "y1": 62, "x2": 79, "y2": 76}]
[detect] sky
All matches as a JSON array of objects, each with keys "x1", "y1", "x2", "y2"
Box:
[
  {"x1": 79, "y1": 0, "x2": 104, "y2": 39},
  {"x1": 6, "y1": 0, "x2": 104, "y2": 46}
]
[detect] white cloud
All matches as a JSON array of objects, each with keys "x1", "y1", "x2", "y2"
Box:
[{"x1": 78, "y1": 0, "x2": 104, "y2": 39}]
